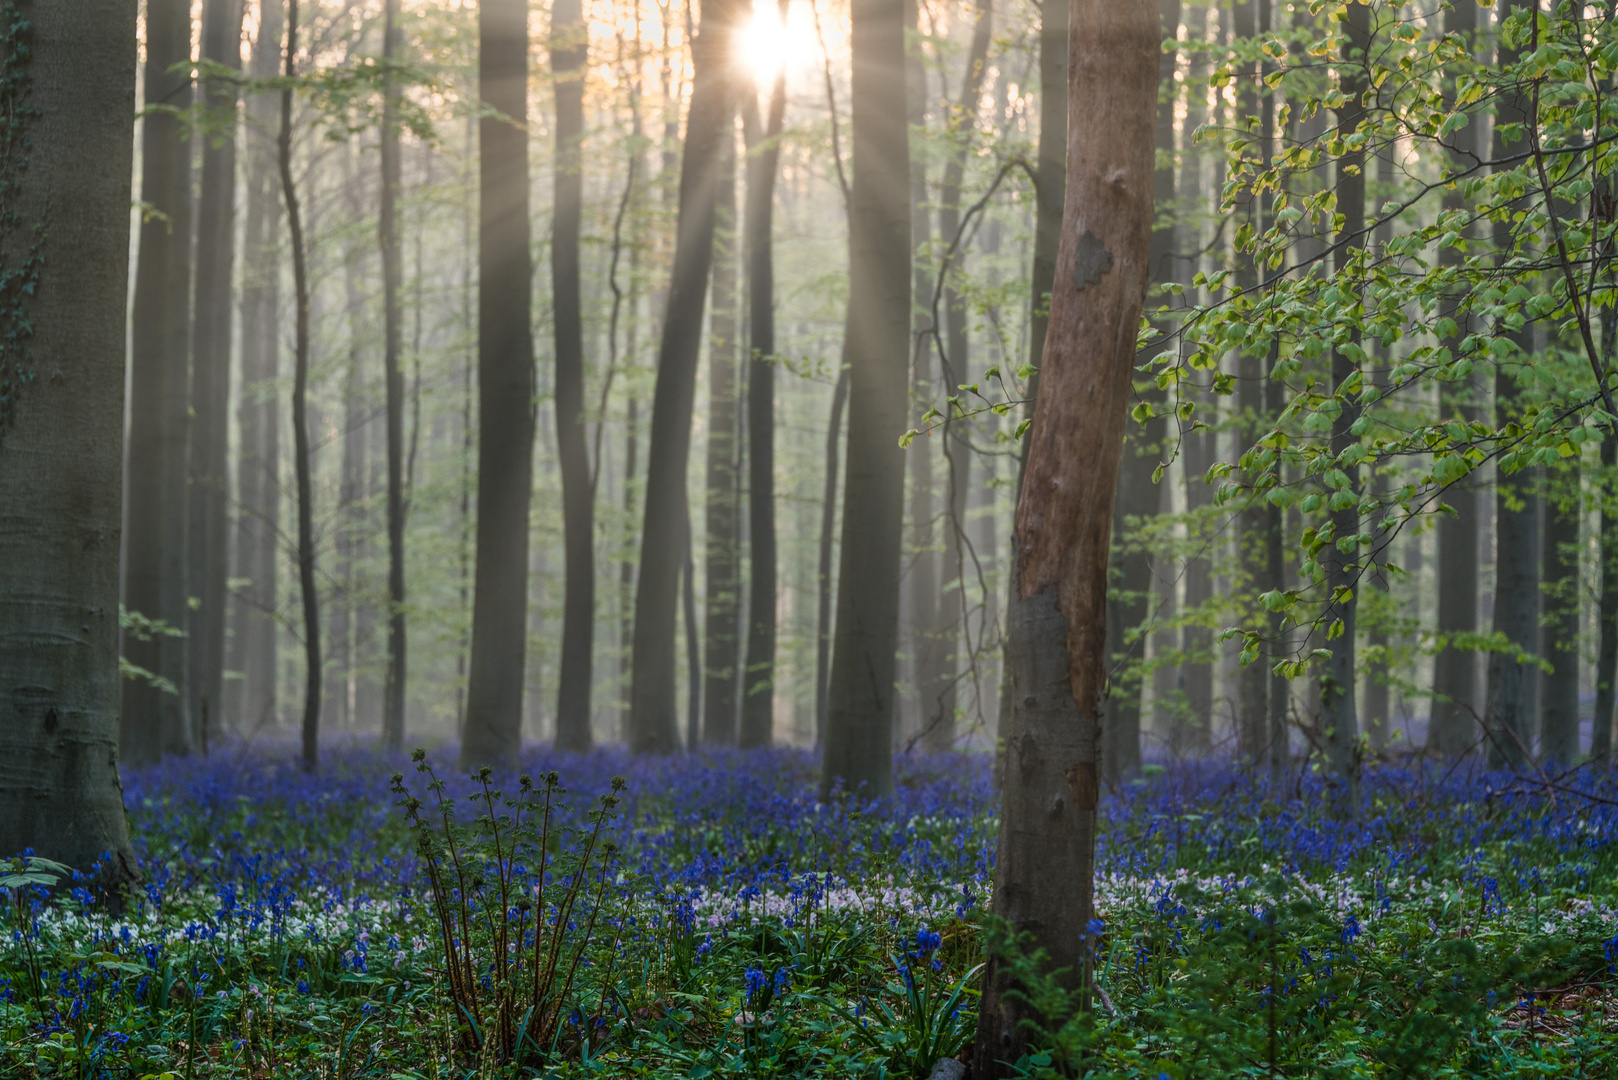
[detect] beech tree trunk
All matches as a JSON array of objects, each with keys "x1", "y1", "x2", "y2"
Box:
[
  {"x1": 552, "y1": 0, "x2": 594, "y2": 752},
  {"x1": 1541, "y1": 466, "x2": 1580, "y2": 765},
  {"x1": 739, "y1": 55, "x2": 788, "y2": 749},
  {"x1": 1596, "y1": 436, "x2": 1618, "y2": 763},
  {"x1": 1103, "y1": 0, "x2": 1177, "y2": 782},
  {"x1": 123, "y1": 0, "x2": 195, "y2": 765},
  {"x1": 227, "y1": 0, "x2": 284, "y2": 736},
  {"x1": 971, "y1": 5, "x2": 1157, "y2": 1071},
  {"x1": 702, "y1": 128, "x2": 742, "y2": 746},
  {"x1": 629, "y1": 0, "x2": 744, "y2": 754},
  {"x1": 922, "y1": 0, "x2": 993, "y2": 752},
  {"x1": 1427, "y1": 0, "x2": 1480, "y2": 758},
  {"x1": 379, "y1": 0, "x2": 408, "y2": 750},
  {"x1": 188, "y1": 0, "x2": 246, "y2": 753},
  {"x1": 820, "y1": 0, "x2": 911, "y2": 797},
  {"x1": 1319, "y1": 1, "x2": 1369, "y2": 810},
  {"x1": 815, "y1": 367, "x2": 850, "y2": 744},
  {"x1": 463, "y1": 0, "x2": 538, "y2": 769},
  {"x1": 278, "y1": 0, "x2": 321, "y2": 771},
  {"x1": 0, "y1": 0, "x2": 141, "y2": 881}
]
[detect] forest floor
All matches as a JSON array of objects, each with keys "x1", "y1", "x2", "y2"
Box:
[{"x1": 3, "y1": 743, "x2": 1618, "y2": 1078}]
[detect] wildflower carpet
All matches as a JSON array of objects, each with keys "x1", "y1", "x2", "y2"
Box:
[{"x1": 3, "y1": 746, "x2": 1617, "y2": 1077}]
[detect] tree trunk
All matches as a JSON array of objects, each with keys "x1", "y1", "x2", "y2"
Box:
[
  {"x1": 739, "y1": 51, "x2": 788, "y2": 750},
  {"x1": 463, "y1": 0, "x2": 538, "y2": 769},
  {"x1": 971, "y1": 5, "x2": 1157, "y2": 1071},
  {"x1": 1484, "y1": 3, "x2": 1536, "y2": 770},
  {"x1": 904, "y1": 0, "x2": 936, "y2": 747},
  {"x1": 816, "y1": 367, "x2": 850, "y2": 745},
  {"x1": 1541, "y1": 464, "x2": 1580, "y2": 765},
  {"x1": 188, "y1": 0, "x2": 246, "y2": 754},
  {"x1": 551, "y1": 0, "x2": 593, "y2": 752},
  {"x1": 1596, "y1": 436, "x2": 1618, "y2": 763},
  {"x1": 228, "y1": 1, "x2": 284, "y2": 737},
  {"x1": 620, "y1": 396, "x2": 639, "y2": 742},
  {"x1": 1023, "y1": 0, "x2": 1066, "y2": 439},
  {"x1": 330, "y1": 228, "x2": 367, "y2": 731},
  {"x1": 123, "y1": 0, "x2": 195, "y2": 765},
  {"x1": 379, "y1": 0, "x2": 407, "y2": 750},
  {"x1": 1103, "y1": 0, "x2": 1177, "y2": 782},
  {"x1": 684, "y1": 506, "x2": 702, "y2": 748},
  {"x1": 278, "y1": 0, "x2": 320, "y2": 771},
  {"x1": 819, "y1": 0, "x2": 911, "y2": 798},
  {"x1": 1320, "y1": 1, "x2": 1369, "y2": 810},
  {"x1": 0, "y1": 0, "x2": 141, "y2": 881},
  {"x1": 922, "y1": 0, "x2": 993, "y2": 753},
  {"x1": 702, "y1": 126, "x2": 742, "y2": 746},
  {"x1": 629, "y1": 0, "x2": 744, "y2": 754}
]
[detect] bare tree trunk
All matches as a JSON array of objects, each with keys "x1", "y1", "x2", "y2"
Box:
[
  {"x1": 330, "y1": 227, "x2": 367, "y2": 731},
  {"x1": 1103, "y1": 0, "x2": 1177, "y2": 782},
  {"x1": 1541, "y1": 464, "x2": 1580, "y2": 765},
  {"x1": 904, "y1": 0, "x2": 936, "y2": 747},
  {"x1": 1428, "y1": 0, "x2": 1480, "y2": 758},
  {"x1": 379, "y1": 0, "x2": 407, "y2": 750},
  {"x1": 683, "y1": 506, "x2": 702, "y2": 748},
  {"x1": 1484, "y1": 2, "x2": 1536, "y2": 770},
  {"x1": 1320, "y1": 1, "x2": 1369, "y2": 809},
  {"x1": 228, "y1": 0, "x2": 283, "y2": 736},
  {"x1": 188, "y1": 0, "x2": 246, "y2": 755},
  {"x1": 740, "y1": 43, "x2": 789, "y2": 749},
  {"x1": 1595, "y1": 435, "x2": 1618, "y2": 763},
  {"x1": 629, "y1": 0, "x2": 744, "y2": 754},
  {"x1": 278, "y1": 0, "x2": 320, "y2": 771},
  {"x1": 702, "y1": 127, "x2": 742, "y2": 746},
  {"x1": 0, "y1": 0, "x2": 140, "y2": 881},
  {"x1": 619, "y1": 396, "x2": 639, "y2": 741},
  {"x1": 923, "y1": 0, "x2": 993, "y2": 753},
  {"x1": 123, "y1": 0, "x2": 195, "y2": 765},
  {"x1": 819, "y1": 0, "x2": 911, "y2": 797},
  {"x1": 550, "y1": 0, "x2": 593, "y2": 751},
  {"x1": 816, "y1": 367, "x2": 850, "y2": 745},
  {"x1": 462, "y1": 0, "x2": 538, "y2": 769},
  {"x1": 972, "y1": 5, "x2": 1157, "y2": 1071}
]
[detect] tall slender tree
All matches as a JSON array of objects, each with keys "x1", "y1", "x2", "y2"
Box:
[
  {"x1": 277, "y1": 0, "x2": 321, "y2": 771},
  {"x1": 379, "y1": 0, "x2": 408, "y2": 750},
  {"x1": 1428, "y1": 0, "x2": 1481, "y2": 757},
  {"x1": 629, "y1": 0, "x2": 745, "y2": 754},
  {"x1": 702, "y1": 125, "x2": 742, "y2": 746},
  {"x1": 922, "y1": 0, "x2": 993, "y2": 752},
  {"x1": 1320, "y1": 0, "x2": 1370, "y2": 809},
  {"x1": 739, "y1": 21, "x2": 790, "y2": 749},
  {"x1": 1541, "y1": 466, "x2": 1580, "y2": 764},
  {"x1": 0, "y1": 0, "x2": 141, "y2": 881},
  {"x1": 463, "y1": 0, "x2": 538, "y2": 769},
  {"x1": 227, "y1": 0, "x2": 284, "y2": 736},
  {"x1": 971, "y1": 4, "x2": 1158, "y2": 1071},
  {"x1": 553, "y1": 0, "x2": 594, "y2": 752},
  {"x1": 820, "y1": 0, "x2": 912, "y2": 796},
  {"x1": 189, "y1": 0, "x2": 247, "y2": 753},
  {"x1": 123, "y1": 0, "x2": 196, "y2": 765}
]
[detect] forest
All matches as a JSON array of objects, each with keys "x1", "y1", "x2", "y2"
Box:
[{"x1": 4, "y1": 0, "x2": 1618, "y2": 1075}]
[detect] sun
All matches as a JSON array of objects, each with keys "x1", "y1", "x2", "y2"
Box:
[{"x1": 735, "y1": 0, "x2": 799, "y2": 90}]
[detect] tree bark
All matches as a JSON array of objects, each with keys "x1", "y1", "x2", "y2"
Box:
[
  {"x1": 971, "y1": 5, "x2": 1157, "y2": 1072},
  {"x1": 629, "y1": 0, "x2": 744, "y2": 754},
  {"x1": 816, "y1": 367, "x2": 850, "y2": 745},
  {"x1": 188, "y1": 0, "x2": 246, "y2": 754},
  {"x1": 1484, "y1": 1, "x2": 1537, "y2": 771},
  {"x1": 123, "y1": 0, "x2": 195, "y2": 765},
  {"x1": 278, "y1": 0, "x2": 320, "y2": 771},
  {"x1": 819, "y1": 0, "x2": 912, "y2": 798},
  {"x1": 1320, "y1": 1, "x2": 1369, "y2": 810},
  {"x1": 0, "y1": 0, "x2": 140, "y2": 881},
  {"x1": 227, "y1": 1, "x2": 284, "y2": 737},
  {"x1": 922, "y1": 0, "x2": 993, "y2": 752},
  {"x1": 1540, "y1": 465, "x2": 1580, "y2": 765},
  {"x1": 702, "y1": 126, "x2": 742, "y2": 746},
  {"x1": 552, "y1": 0, "x2": 593, "y2": 752},
  {"x1": 1103, "y1": 0, "x2": 1177, "y2": 782},
  {"x1": 739, "y1": 52, "x2": 788, "y2": 750},
  {"x1": 1597, "y1": 437, "x2": 1618, "y2": 763},
  {"x1": 904, "y1": 0, "x2": 936, "y2": 747},
  {"x1": 379, "y1": 0, "x2": 407, "y2": 750},
  {"x1": 463, "y1": 0, "x2": 538, "y2": 769}
]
